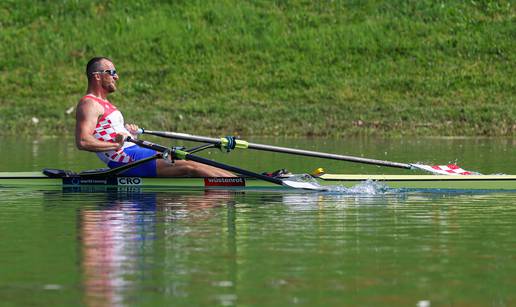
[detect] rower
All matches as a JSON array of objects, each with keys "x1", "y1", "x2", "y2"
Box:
[{"x1": 75, "y1": 57, "x2": 234, "y2": 177}]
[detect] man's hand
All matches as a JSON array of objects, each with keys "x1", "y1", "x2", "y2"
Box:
[
  {"x1": 125, "y1": 124, "x2": 140, "y2": 138},
  {"x1": 114, "y1": 133, "x2": 128, "y2": 149}
]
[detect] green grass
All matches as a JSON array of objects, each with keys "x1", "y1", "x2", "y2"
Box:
[{"x1": 1, "y1": 0, "x2": 514, "y2": 136}]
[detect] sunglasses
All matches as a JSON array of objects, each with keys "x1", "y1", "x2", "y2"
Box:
[{"x1": 92, "y1": 69, "x2": 117, "y2": 76}]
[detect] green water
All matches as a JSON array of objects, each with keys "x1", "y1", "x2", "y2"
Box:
[{"x1": 0, "y1": 137, "x2": 515, "y2": 306}]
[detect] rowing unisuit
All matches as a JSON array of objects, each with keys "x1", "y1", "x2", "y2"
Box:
[
  {"x1": 84, "y1": 95, "x2": 157, "y2": 176},
  {"x1": 85, "y1": 94, "x2": 134, "y2": 163}
]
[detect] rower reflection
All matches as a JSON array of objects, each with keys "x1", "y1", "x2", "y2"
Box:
[{"x1": 78, "y1": 190, "x2": 238, "y2": 307}]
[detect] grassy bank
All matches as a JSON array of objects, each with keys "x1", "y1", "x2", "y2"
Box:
[{"x1": 1, "y1": 0, "x2": 514, "y2": 137}]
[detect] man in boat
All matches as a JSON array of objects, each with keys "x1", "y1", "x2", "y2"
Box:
[{"x1": 75, "y1": 57, "x2": 234, "y2": 177}]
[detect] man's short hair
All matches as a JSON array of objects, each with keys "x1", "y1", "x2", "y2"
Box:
[{"x1": 86, "y1": 57, "x2": 112, "y2": 76}]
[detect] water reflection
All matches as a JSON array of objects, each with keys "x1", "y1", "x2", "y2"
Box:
[{"x1": 75, "y1": 188, "x2": 238, "y2": 306}]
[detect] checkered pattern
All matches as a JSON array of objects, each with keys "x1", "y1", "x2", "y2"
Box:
[
  {"x1": 431, "y1": 164, "x2": 472, "y2": 175},
  {"x1": 109, "y1": 148, "x2": 131, "y2": 163},
  {"x1": 85, "y1": 95, "x2": 133, "y2": 164},
  {"x1": 94, "y1": 119, "x2": 118, "y2": 142},
  {"x1": 412, "y1": 163, "x2": 474, "y2": 175}
]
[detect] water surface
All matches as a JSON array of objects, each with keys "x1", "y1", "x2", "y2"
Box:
[{"x1": 0, "y1": 136, "x2": 515, "y2": 306}]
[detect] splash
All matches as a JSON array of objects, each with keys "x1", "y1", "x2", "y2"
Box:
[
  {"x1": 285, "y1": 174, "x2": 396, "y2": 195},
  {"x1": 325, "y1": 179, "x2": 395, "y2": 195}
]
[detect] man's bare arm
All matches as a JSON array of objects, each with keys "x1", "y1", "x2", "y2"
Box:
[{"x1": 75, "y1": 98, "x2": 124, "y2": 152}]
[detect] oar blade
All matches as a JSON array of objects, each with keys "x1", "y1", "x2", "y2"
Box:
[
  {"x1": 411, "y1": 163, "x2": 479, "y2": 175},
  {"x1": 281, "y1": 179, "x2": 328, "y2": 191},
  {"x1": 279, "y1": 174, "x2": 328, "y2": 191}
]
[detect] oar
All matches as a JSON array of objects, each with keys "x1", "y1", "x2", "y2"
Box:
[
  {"x1": 137, "y1": 129, "x2": 413, "y2": 169},
  {"x1": 125, "y1": 137, "x2": 327, "y2": 191},
  {"x1": 136, "y1": 129, "x2": 477, "y2": 175}
]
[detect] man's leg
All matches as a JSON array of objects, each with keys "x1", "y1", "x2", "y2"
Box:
[{"x1": 156, "y1": 159, "x2": 235, "y2": 177}]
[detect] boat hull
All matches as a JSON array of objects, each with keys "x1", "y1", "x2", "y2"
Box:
[{"x1": 0, "y1": 172, "x2": 515, "y2": 191}]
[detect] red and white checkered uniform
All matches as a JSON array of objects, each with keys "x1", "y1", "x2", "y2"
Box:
[{"x1": 84, "y1": 95, "x2": 135, "y2": 164}]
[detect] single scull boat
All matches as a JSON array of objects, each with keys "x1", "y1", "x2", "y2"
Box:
[
  {"x1": 1, "y1": 131, "x2": 514, "y2": 191},
  {"x1": 0, "y1": 170, "x2": 514, "y2": 191}
]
